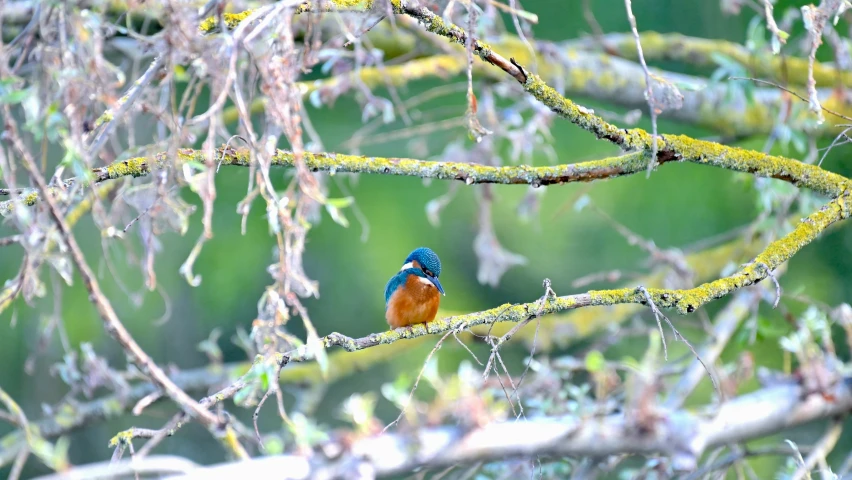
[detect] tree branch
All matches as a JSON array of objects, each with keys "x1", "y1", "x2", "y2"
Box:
[
  {"x1": 3, "y1": 120, "x2": 243, "y2": 452},
  {"x1": 573, "y1": 31, "x2": 852, "y2": 88},
  {"x1": 0, "y1": 149, "x2": 647, "y2": 214},
  {"x1": 4, "y1": 145, "x2": 847, "y2": 334},
  {"x1": 86, "y1": 53, "x2": 166, "y2": 159},
  {"x1": 202, "y1": 4, "x2": 852, "y2": 90},
  {"x1": 203, "y1": 1, "x2": 852, "y2": 138},
  {"x1": 216, "y1": 20, "x2": 852, "y2": 138},
  {"x1": 327, "y1": 377, "x2": 852, "y2": 475},
  {"x1": 385, "y1": 0, "x2": 852, "y2": 200},
  {"x1": 0, "y1": 228, "x2": 772, "y2": 467},
  {"x1": 4, "y1": 137, "x2": 850, "y2": 215},
  {"x1": 34, "y1": 374, "x2": 852, "y2": 478},
  {"x1": 0, "y1": 196, "x2": 848, "y2": 464}
]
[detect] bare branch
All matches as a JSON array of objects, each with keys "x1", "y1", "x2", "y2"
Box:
[
  {"x1": 4, "y1": 120, "x2": 240, "y2": 448},
  {"x1": 762, "y1": 0, "x2": 789, "y2": 54},
  {"x1": 622, "y1": 0, "x2": 660, "y2": 174},
  {"x1": 30, "y1": 455, "x2": 200, "y2": 480},
  {"x1": 86, "y1": 53, "x2": 166, "y2": 158},
  {"x1": 278, "y1": 193, "x2": 852, "y2": 367},
  {"x1": 5, "y1": 134, "x2": 850, "y2": 217},
  {"x1": 791, "y1": 418, "x2": 844, "y2": 480},
  {"x1": 36, "y1": 375, "x2": 852, "y2": 478},
  {"x1": 664, "y1": 290, "x2": 759, "y2": 408},
  {"x1": 570, "y1": 31, "x2": 845, "y2": 88}
]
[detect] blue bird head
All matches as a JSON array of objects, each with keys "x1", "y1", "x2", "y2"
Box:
[
  {"x1": 404, "y1": 247, "x2": 441, "y2": 276},
  {"x1": 402, "y1": 247, "x2": 445, "y2": 296},
  {"x1": 384, "y1": 247, "x2": 446, "y2": 306}
]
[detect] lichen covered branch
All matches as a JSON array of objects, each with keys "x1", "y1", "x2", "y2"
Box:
[
  {"x1": 575, "y1": 31, "x2": 849, "y2": 88},
  {"x1": 276, "y1": 192, "x2": 849, "y2": 364},
  {"x1": 5, "y1": 138, "x2": 850, "y2": 216}
]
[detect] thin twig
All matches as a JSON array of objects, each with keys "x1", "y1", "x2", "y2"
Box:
[
  {"x1": 253, "y1": 388, "x2": 273, "y2": 450},
  {"x1": 0, "y1": 387, "x2": 31, "y2": 478},
  {"x1": 791, "y1": 418, "x2": 843, "y2": 480},
  {"x1": 383, "y1": 330, "x2": 455, "y2": 433},
  {"x1": 453, "y1": 332, "x2": 483, "y2": 366},
  {"x1": 0, "y1": 235, "x2": 22, "y2": 247},
  {"x1": 755, "y1": 262, "x2": 782, "y2": 308},
  {"x1": 729, "y1": 76, "x2": 852, "y2": 122},
  {"x1": 343, "y1": 15, "x2": 386, "y2": 47},
  {"x1": 683, "y1": 445, "x2": 804, "y2": 480},
  {"x1": 623, "y1": 0, "x2": 659, "y2": 176},
  {"x1": 131, "y1": 391, "x2": 162, "y2": 416},
  {"x1": 637, "y1": 286, "x2": 714, "y2": 394},
  {"x1": 664, "y1": 290, "x2": 758, "y2": 409},
  {"x1": 801, "y1": 4, "x2": 826, "y2": 124},
  {"x1": 7, "y1": 118, "x2": 235, "y2": 443},
  {"x1": 761, "y1": 0, "x2": 788, "y2": 53},
  {"x1": 123, "y1": 198, "x2": 159, "y2": 233},
  {"x1": 639, "y1": 285, "x2": 670, "y2": 359},
  {"x1": 87, "y1": 54, "x2": 166, "y2": 158},
  {"x1": 134, "y1": 413, "x2": 184, "y2": 459}
]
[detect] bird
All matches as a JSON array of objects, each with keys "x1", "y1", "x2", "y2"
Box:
[{"x1": 384, "y1": 247, "x2": 446, "y2": 329}]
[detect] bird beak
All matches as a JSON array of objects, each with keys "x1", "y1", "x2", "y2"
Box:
[{"x1": 428, "y1": 275, "x2": 446, "y2": 296}]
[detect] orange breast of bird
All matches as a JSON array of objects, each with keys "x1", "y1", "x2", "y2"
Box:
[{"x1": 385, "y1": 274, "x2": 441, "y2": 329}]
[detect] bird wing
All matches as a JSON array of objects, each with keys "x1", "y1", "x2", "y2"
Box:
[{"x1": 384, "y1": 271, "x2": 405, "y2": 307}]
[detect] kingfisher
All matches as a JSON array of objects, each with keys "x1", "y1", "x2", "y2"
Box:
[{"x1": 384, "y1": 247, "x2": 446, "y2": 329}]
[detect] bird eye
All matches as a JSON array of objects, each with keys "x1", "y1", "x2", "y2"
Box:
[{"x1": 423, "y1": 268, "x2": 434, "y2": 277}]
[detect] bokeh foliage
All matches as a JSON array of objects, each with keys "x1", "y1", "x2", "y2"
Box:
[{"x1": 2, "y1": 0, "x2": 852, "y2": 477}]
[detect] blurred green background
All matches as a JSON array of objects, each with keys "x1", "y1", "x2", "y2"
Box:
[{"x1": 2, "y1": 0, "x2": 852, "y2": 477}]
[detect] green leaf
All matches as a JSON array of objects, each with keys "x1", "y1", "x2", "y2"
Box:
[
  {"x1": 260, "y1": 367, "x2": 270, "y2": 391},
  {"x1": 262, "y1": 435, "x2": 285, "y2": 455},
  {"x1": 755, "y1": 315, "x2": 789, "y2": 340},
  {"x1": 619, "y1": 356, "x2": 641, "y2": 374},
  {"x1": 325, "y1": 196, "x2": 355, "y2": 228},
  {"x1": 173, "y1": 64, "x2": 189, "y2": 82},
  {"x1": 325, "y1": 205, "x2": 349, "y2": 228},
  {"x1": 0, "y1": 76, "x2": 26, "y2": 105},
  {"x1": 233, "y1": 385, "x2": 253, "y2": 406},
  {"x1": 306, "y1": 330, "x2": 328, "y2": 379},
  {"x1": 288, "y1": 413, "x2": 329, "y2": 448},
  {"x1": 326, "y1": 196, "x2": 354, "y2": 209},
  {"x1": 0, "y1": 88, "x2": 29, "y2": 105},
  {"x1": 745, "y1": 15, "x2": 767, "y2": 52},
  {"x1": 584, "y1": 350, "x2": 606, "y2": 373},
  {"x1": 0, "y1": 76, "x2": 22, "y2": 87},
  {"x1": 197, "y1": 329, "x2": 223, "y2": 362}
]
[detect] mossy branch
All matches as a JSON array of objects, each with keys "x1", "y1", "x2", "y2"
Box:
[
  {"x1": 1, "y1": 193, "x2": 838, "y2": 458},
  {"x1": 200, "y1": 1, "x2": 524, "y2": 82},
  {"x1": 0, "y1": 228, "x2": 767, "y2": 464},
  {"x1": 580, "y1": 31, "x2": 852, "y2": 88},
  {"x1": 4, "y1": 134, "x2": 849, "y2": 217},
  {"x1": 198, "y1": 0, "x2": 393, "y2": 34},
  {"x1": 101, "y1": 194, "x2": 837, "y2": 445},
  {"x1": 0, "y1": 224, "x2": 775, "y2": 463},
  {"x1": 490, "y1": 231, "x2": 769, "y2": 349},
  {"x1": 204, "y1": 2, "x2": 852, "y2": 137},
  {"x1": 385, "y1": 0, "x2": 852, "y2": 195},
  {"x1": 269, "y1": 190, "x2": 851, "y2": 367},
  {"x1": 213, "y1": 1, "x2": 851, "y2": 149}
]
